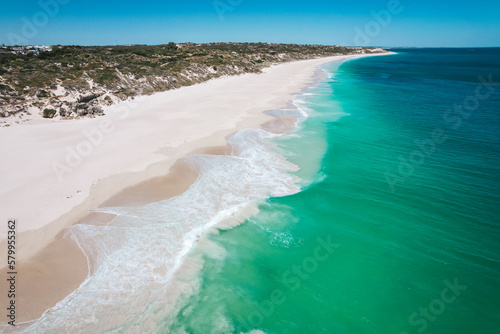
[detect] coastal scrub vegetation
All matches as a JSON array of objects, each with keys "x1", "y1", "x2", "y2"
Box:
[{"x1": 0, "y1": 42, "x2": 384, "y2": 119}]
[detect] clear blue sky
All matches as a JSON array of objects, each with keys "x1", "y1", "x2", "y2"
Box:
[{"x1": 1, "y1": 0, "x2": 499, "y2": 47}]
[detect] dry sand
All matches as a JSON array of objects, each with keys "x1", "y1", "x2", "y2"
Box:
[{"x1": 0, "y1": 54, "x2": 387, "y2": 324}]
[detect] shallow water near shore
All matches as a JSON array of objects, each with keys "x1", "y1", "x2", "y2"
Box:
[{"x1": 164, "y1": 49, "x2": 500, "y2": 333}]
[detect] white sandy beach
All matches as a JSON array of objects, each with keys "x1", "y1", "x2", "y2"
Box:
[
  {"x1": 0, "y1": 55, "x2": 356, "y2": 260},
  {"x1": 0, "y1": 53, "x2": 386, "y2": 324}
]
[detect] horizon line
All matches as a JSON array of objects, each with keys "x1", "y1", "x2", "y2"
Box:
[{"x1": 1, "y1": 42, "x2": 499, "y2": 49}]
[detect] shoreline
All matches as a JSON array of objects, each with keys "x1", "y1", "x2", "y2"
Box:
[{"x1": 0, "y1": 52, "x2": 392, "y2": 326}]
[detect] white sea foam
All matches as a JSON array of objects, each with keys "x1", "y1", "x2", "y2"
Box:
[
  {"x1": 291, "y1": 95, "x2": 313, "y2": 119},
  {"x1": 19, "y1": 129, "x2": 301, "y2": 333},
  {"x1": 269, "y1": 232, "x2": 299, "y2": 248}
]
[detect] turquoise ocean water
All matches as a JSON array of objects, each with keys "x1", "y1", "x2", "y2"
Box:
[{"x1": 165, "y1": 49, "x2": 500, "y2": 333}]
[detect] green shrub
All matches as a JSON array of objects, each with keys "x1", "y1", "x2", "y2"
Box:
[
  {"x1": 42, "y1": 108, "x2": 56, "y2": 118},
  {"x1": 37, "y1": 90, "x2": 50, "y2": 98}
]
